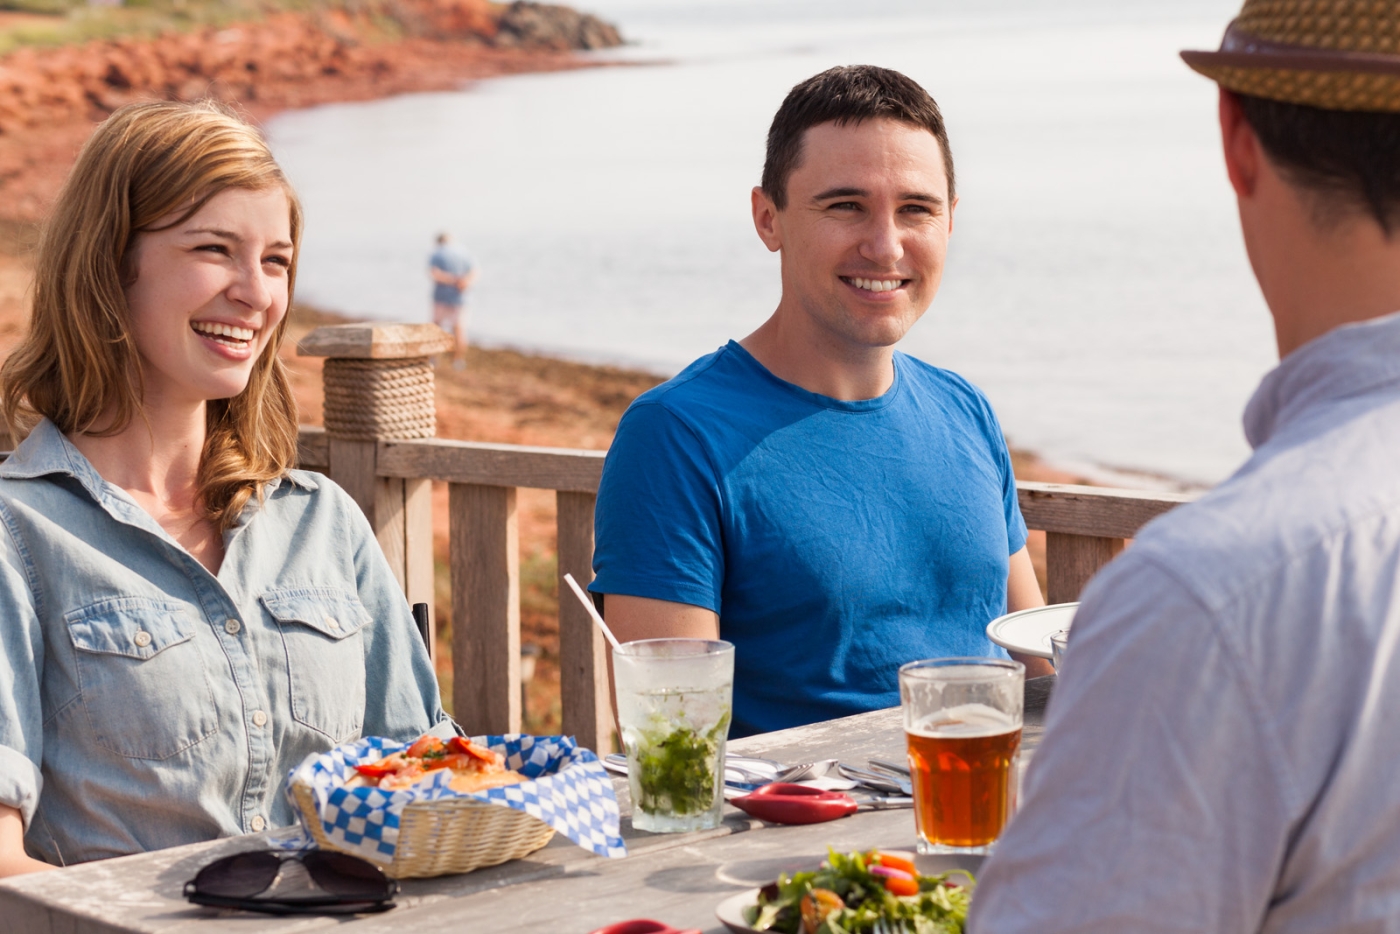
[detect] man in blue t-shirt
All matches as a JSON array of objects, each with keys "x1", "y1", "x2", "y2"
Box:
[
  {"x1": 591, "y1": 65, "x2": 1050, "y2": 738},
  {"x1": 429, "y1": 232, "x2": 476, "y2": 370}
]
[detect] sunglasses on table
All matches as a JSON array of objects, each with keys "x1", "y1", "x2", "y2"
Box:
[{"x1": 184, "y1": 849, "x2": 398, "y2": 915}]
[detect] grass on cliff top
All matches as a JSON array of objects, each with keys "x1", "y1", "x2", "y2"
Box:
[{"x1": 0, "y1": 0, "x2": 426, "y2": 56}]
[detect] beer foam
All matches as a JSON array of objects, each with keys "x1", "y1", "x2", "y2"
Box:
[{"x1": 909, "y1": 703, "x2": 1018, "y2": 738}]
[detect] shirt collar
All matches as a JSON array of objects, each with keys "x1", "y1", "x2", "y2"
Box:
[
  {"x1": 0, "y1": 418, "x2": 317, "y2": 499},
  {"x1": 1244, "y1": 310, "x2": 1400, "y2": 449},
  {"x1": 0, "y1": 419, "x2": 111, "y2": 498}
]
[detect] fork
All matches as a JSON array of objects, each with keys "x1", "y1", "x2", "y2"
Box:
[
  {"x1": 725, "y1": 758, "x2": 837, "y2": 783},
  {"x1": 872, "y1": 918, "x2": 912, "y2": 934}
]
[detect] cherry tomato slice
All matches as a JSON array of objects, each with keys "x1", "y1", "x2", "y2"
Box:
[
  {"x1": 883, "y1": 875, "x2": 919, "y2": 897},
  {"x1": 799, "y1": 888, "x2": 844, "y2": 933},
  {"x1": 874, "y1": 851, "x2": 917, "y2": 875}
]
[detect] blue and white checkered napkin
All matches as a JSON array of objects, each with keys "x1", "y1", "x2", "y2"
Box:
[{"x1": 285, "y1": 734, "x2": 627, "y2": 863}]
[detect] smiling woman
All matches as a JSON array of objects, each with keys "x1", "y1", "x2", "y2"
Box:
[{"x1": 0, "y1": 101, "x2": 450, "y2": 877}]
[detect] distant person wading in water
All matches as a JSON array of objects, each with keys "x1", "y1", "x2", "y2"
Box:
[{"x1": 429, "y1": 233, "x2": 476, "y2": 370}]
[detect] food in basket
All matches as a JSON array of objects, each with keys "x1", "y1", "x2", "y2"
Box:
[
  {"x1": 746, "y1": 849, "x2": 972, "y2": 933},
  {"x1": 347, "y1": 735, "x2": 527, "y2": 793}
]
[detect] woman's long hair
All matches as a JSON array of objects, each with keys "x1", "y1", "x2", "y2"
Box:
[{"x1": 1, "y1": 99, "x2": 304, "y2": 530}]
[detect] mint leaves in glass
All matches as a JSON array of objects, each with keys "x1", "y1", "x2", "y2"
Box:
[{"x1": 613, "y1": 639, "x2": 734, "y2": 833}]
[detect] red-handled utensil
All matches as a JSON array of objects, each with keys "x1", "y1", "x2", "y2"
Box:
[
  {"x1": 730, "y1": 782, "x2": 859, "y2": 825},
  {"x1": 587, "y1": 921, "x2": 701, "y2": 934}
]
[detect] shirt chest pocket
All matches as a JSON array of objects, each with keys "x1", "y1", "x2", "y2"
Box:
[
  {"x1": 65, "y1": 598, "x2": 218, "y2": 761},
  {"x1": 261, "y1": 588, "x2": 370, "y2": 744}
]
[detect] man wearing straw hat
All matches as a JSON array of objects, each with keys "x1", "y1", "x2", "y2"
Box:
[{"x1": 972, "y1": 3, "x2": 1400, "y2": 931}]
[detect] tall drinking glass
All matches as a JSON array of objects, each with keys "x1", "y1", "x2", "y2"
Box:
[
  {"x1": 1050, "y1": 630, "x2": 1071, "y2": 671},
  {"x1": 899, "y1": 657, "x2": 1024, "y2": 855},
  {"x1": 612, "y1": 639, "x2": 734, "y2": 833}
]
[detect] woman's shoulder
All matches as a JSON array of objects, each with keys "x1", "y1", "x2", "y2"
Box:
[
  {"x1": 281, "y1": 468, "x2": 326, "y2": 493},
  {"x1": 265, "y1": 469, "x2": 373, "y2": 533},
  {"x1": 273, "y1": 469, "x2": 353, "y2": 511}
]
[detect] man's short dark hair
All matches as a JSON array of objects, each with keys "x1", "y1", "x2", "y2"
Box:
[
  {"x1": 1237, "y1": 92, "x2": 1400, "y2": 234},
  {"x1": 762, "y1": 65, "x2": 955, "y2": 211}
]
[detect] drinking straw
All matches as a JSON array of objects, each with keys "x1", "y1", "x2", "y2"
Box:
[{"x1": 562, "y1": 572, "x2": 622, "y2": 651}]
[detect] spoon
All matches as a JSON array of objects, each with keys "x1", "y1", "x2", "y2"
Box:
[
  {"x1": 766, "y1": 759, "x2": 838, "y2": 782},
  {"x1": 868, "y1": 758, "x2": 911, "y2": 778}
]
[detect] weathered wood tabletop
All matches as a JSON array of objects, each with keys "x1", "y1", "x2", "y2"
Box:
[{"x1": 1, "y1": 679, "x2": 1052, "y2": 934}]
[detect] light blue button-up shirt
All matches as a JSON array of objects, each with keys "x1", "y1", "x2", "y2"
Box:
[
  {"x1": 0, "y1": 420, "x2": 446, "y2": 865},
  {"x1": 972, "y1": 311, "x2": 1400, "y2": 932}
]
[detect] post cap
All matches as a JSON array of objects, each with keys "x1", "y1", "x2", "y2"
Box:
[{"x1": 296, "y1": 323, "x2": 455, "y2": 359}]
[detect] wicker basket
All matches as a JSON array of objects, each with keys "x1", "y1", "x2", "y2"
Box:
[{"x1": 291, "y1": 781, "x2": 556, "y2": 879}]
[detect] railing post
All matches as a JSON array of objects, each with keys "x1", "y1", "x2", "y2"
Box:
[
  {"x1": 1045, "y1": 532, "x2": 1125, "y2": 604},
  {"x1": 297, "y1": 323, "x2": 452, "y2": 656},
  {"x1": 557, "y1": 491, "x2": 613, "y2": 753},
  {"x1": 1019, "y1": 482, "x2": 1193, "y2": 604},
  {"x1": 450, "y1": 482, "x2": 521, "y2": 734}
]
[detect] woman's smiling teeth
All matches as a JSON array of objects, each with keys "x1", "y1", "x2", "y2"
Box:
[
  {"x1": 191, "y1": 320, "x2": 255, "y2": 347},
  {"x1": 844, "y1": 277, "x2": 905, "y2": 293}
]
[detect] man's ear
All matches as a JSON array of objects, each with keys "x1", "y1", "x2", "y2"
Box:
[
  {"x1": 1220, "y1": 87, "x2": 1261, "y2": 199},
  {"x1": 751, "y1": 186, "x2": 783, "y2": 253},
  {"x1": 947, "y1": 194, "x2": 959, "y2": 238}
]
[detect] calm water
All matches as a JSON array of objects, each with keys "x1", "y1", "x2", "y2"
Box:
[{"x1": 266, "y1": 0, "x2": 1274, "y2": 487}]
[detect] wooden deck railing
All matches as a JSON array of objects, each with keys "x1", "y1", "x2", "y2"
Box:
[{"x1": 296, "y1": 323, "x2": 1197, "y2": 754}]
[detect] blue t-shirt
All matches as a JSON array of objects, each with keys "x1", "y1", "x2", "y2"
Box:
[
  {"x1": 591, "y1": 341, "x2": 1028, "y2": 737},
  {"x1": 430, "y1": 244, "x2": 474, "y2": 306}
]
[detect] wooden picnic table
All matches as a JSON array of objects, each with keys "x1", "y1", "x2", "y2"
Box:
[{"x1": 0, "y1": 678, "x2": 1052, "y2": 934}]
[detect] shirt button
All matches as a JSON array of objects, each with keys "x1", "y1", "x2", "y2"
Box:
[
  {"x1": 324, "y1": 615, "x2": 341, "y2": 631},
  {"x1": 224, "y1": 619, "x2": 241, "y2": 635},
  {"x1": 250, "y1": 816, "x2": 266, "y2": 833},
  {"x1": 252, "y1": 710, "x2": 268, "y2": 727},
  {"x1": 132, "y1": 630, "x2": 152, "y2": 648}
]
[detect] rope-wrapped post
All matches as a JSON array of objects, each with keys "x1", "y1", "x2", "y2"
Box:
[
  {"x1": 322, "y1": 357, "x2": 438, "y2": 441},
  {"x1": 298, "y1": 323, "x2": 453, "y2": 658}
]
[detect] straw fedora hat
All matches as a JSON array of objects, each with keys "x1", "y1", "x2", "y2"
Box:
[{"x1": 1181, "y1": 0, "x2": 1400, "y2": 111}]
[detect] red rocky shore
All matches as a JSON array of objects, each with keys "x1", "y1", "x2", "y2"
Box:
[{"x1": 0, "y1": 0, "x2": 623, "y2": 226}]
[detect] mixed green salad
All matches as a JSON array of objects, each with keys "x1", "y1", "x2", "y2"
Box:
[{"x1": 745, "y1": 849, "x2": 973, "y2": 934}]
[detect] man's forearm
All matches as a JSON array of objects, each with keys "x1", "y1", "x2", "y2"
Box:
[{"x1": 1006, "y1": 548, "x2": 1054, "y2": 677}]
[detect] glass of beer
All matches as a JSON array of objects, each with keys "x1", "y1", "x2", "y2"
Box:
[{"x1": 899, "y1": 657, "x2": 1024, "y2": 855}]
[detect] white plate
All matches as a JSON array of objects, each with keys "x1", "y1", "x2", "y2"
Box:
[
  {"x1": 985, "y1": 603, "x2": 1078, "y2": 660},
  {"x1": 715, "y1": 888, "x2": 763, "y2": 933},
  {"x1": 714, "y1": 855, "x2": 983, "y2": 932}
]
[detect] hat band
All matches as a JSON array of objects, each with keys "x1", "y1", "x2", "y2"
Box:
[{"x1": 1189, "y1": 19, "x2": 1400, "y2": 76}]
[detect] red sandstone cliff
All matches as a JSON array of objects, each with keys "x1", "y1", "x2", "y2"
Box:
[{"x1": 0, "y1": 0, "x2": 623, "y2": 225}]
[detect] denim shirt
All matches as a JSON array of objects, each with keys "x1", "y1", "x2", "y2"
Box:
[{"x1": 0, "y1": 420, "x2": 446, "y2": 865}]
